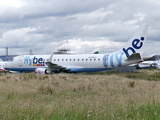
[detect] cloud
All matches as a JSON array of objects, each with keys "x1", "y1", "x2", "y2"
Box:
[{"x1": 0, "y1": 0, "x2": 160, "y2": 56}]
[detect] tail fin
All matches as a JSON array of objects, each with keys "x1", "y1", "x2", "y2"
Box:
[{"x1": 113, "y1": 24, "x2": 149, "y2": 58}]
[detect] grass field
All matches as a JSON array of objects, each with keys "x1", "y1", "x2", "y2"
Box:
[{"x1": 1, "y1": 69, "x2": 160, "y2": 120}]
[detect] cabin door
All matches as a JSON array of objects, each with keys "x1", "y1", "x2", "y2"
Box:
[{"x1": 18, "y1": 56, "x2": 23, "y2": 66}]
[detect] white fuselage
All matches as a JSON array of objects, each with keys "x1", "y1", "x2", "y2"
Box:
[{"x1": 4, "y1": 53, "x2": 139, "y2": 73}]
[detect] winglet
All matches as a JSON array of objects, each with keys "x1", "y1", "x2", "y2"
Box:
[{"x1": 48, "y1": 52, "x2": 54, "y2": 62}]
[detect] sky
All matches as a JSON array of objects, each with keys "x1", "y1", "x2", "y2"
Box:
[{"x1": 0, "y1": 0, "x2": 160, "y2": 56}]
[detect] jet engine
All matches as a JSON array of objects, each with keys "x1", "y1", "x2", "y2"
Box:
[{"x1": 34, "y1": 68, "x2": 51, "y2": 74}]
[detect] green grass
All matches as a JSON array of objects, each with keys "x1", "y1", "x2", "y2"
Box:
[
  {"x1": 126, "y1": 70, "x2": 160, "y2": 81},
  {"x1": 124, "y1": 103, "x2": 160, "y2": 120},
  {"x1": 0, "y1": 69, "x2": 160, "y2": 120}
]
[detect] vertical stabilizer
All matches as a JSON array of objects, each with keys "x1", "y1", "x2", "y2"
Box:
[{"x1": 113, "y1": 24, "x2": 149, "y2": 58}]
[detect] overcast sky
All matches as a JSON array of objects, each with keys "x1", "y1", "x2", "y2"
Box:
[{"x1": 0, "y1": 0, "x2": 160, "y2": 56}]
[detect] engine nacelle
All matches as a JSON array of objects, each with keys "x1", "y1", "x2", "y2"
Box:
[{"x1": 34, "y1": 68, "x2": 51, "y2": 74}]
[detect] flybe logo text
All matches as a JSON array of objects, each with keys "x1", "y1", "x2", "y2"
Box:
[
  {"x1": 122, "y1": 37, "x2": 145, "y2": 57},
  {"x1": 24, "y1": 56, "x2": 45, "y2": 66},
  {"x1": 33, "y1": 57, "x2": 44, "y2": 64},
  {"x1": 103, "y1": 53, "x2": 124, "y2": 68}
]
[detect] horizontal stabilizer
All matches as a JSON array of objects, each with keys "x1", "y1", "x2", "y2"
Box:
[{"x1": 125, "y1": 53, "x2": 143, "y2": 61}]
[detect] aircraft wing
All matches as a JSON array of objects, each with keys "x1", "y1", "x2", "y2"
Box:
[
  {"x1": 45, "y1": 61, "x2": 70, "y2": 72},
  {"x1": 45, "y1": 52, "x2": 70, "y2": 72},
  {"x1": 125, "y1": 53, "x2": 143, "y2": 61}
]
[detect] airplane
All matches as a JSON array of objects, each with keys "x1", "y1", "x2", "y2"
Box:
[
  {"x1": 0, "y1": 59, "x2": 8, "y2": 72},
  {"x1": 0, "y1": 59, "x2": 20, "y2": 73},
  {"x1": 137, "y1": 61, "x2": 157, "y2": 69},
  {"x1": 155, "y1": 61, "x2": 160, "y2": 70},
  {"x1": 4, "y1": 24, "x2": 149, "y2": 74},
  {"x1": 129, "y1": 55, "x2": 154, "y2": 69},
  {"x1": 137, "y1": 55, "x2": 160, "y2": 69}
]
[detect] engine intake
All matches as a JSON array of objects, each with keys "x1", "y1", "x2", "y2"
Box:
[{"x1": 34, "y1": 68, "x2": 51, "y2": 74}]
